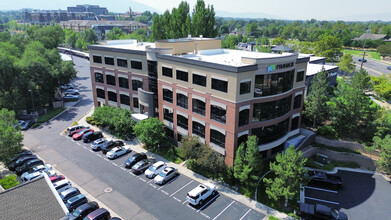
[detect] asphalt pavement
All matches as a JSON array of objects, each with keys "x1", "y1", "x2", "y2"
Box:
[{"x1": 352, "y1": 56, "x2": 391, "y2": 77}]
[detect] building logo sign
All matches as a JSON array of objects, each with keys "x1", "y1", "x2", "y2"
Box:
[
  {"x1": 267, "y1": 62, "x2": 294, "y2": 72},
  {"x1": 328, "y1": 72, "x2": 337, "y2": 77},
  {"x1": 267, "y1": 65, "x2": 275, "y2": 72}
]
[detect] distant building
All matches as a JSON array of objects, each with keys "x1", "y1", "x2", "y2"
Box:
[
  {"x1": 271, "y1": 45, "x2": 294, "y2": 54},
  {"x1": 67, "y1": 5, "x2": 108, "y2": 15},
  {"x1": 237, "y1": 41, "x2": 257, "y2": 51},
  {"x1": 352, "y1": 33, "x2": 390, "y2": 41},
  {"x1": 60, "y1": 20, "x2": 148, "y2": 40},
  {"x1": 22, "y1": 10, "x2": 95, "y2": 25}
]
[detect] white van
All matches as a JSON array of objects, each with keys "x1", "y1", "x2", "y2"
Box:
[{"x1": 67, "y1": 125, "x2": 88, "y2": 136}]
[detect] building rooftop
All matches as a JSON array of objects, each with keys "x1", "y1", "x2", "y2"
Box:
[
  {"x1": 353, "y1": 33, "x2": 388, "y2": 41},
  {"x1": 306, "y1": 63, "x2": 338, "y2": 76},
  {"x1": 0, "y1": 176, "x2": 66, "y2": 220},
  {"x1": 271, "y1": 45, "x2": 294, "y2": 52},
  {"x1": 97, "y1": 39, "x2": 155, "y2": 51},
  {"x1": 60, "y1": 20, "x2": 146, "y2": 26}
]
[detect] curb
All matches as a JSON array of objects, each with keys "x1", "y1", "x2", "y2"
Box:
[{"x1": 305, "y1": 166, "x2": 375, "y2": 175}]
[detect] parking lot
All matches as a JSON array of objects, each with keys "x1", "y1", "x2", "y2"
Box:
[
  {"x1": 60, "y1": 133, "x2": 266, "y2": 220},
  {"x1": 303, "y1": 170, "x2": 391, "y2": 220}
]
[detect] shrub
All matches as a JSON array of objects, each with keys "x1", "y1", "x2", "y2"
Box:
[
  {"x1": 31, "y1": 123, "x2": 40, "y2": 129},
  {"x1": 86, "y1": 116, "x2": 94, "y2": 124},
  {"x1": 71, "y1": 121, "x2": 78, "y2": 126},
  {"x1": 0, "y1": 174, "x2": 19, "y2": 190},
  {"x1": 37, "y1": 107, "x2": 66, "y2": 123},
  {"x1": 317, "y1": 125, "x2": 338, "y2": 139}
]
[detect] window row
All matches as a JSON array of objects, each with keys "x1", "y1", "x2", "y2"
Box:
[
  {"x1": 96, "y1": 88, "x2": 139, "y2": 108},
  {"x1": 254, "y1": 70, "x2": 294, "y2": 97},
  {"x1": 95, "y1": 72, "x2": 143, "y2": 91},
  {"x1": 92, "y1": 55, "x2": 142, "y2": 70},
  {"x1": 162, "y1": 67, "x2": 226, "y2": 93},
  {"x1": 163, "y1": 111, "x2": 226, "y2": 148},
  {"x1": 162, "y1": 89, "x2": 226, "y2": 124}
]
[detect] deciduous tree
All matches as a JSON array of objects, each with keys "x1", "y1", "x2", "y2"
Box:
[
  {"x1": 0, "y1": 109, "x2": 23, "y2": 164},
  {"x1": 133, "y1": 118, "x2": 166, "y2": 147},
  {"x1": 373, "y1": 135, "x2": 391, "y2": 173},
  {"x1": 337, "y1": 54, "x2": 355, "y2": 73}
]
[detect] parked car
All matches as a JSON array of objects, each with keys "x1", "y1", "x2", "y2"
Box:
[
  {"x1": 60, "y1": 187, "x2": 81, "y2": 203},
  {"x1": 154, "y1": 167, "x2": 178, "y2": 185},
  {"x1": 64, "y1": 94, "x2": 80, "y2": 101},
  {"x1": 8, "y1": 150, "x2": 33, "y2": 167},
  {"x1": 50, "y1": 175, "x2": 65, "y2": 183},
  {"x1": 131, "y1": 159, "x2": 155, "y2": 175},
  {"x1": 83, "y1": 131, "x2": 103, "y2": 143},
  {"x1": 145, "y1": 161, "x2": 167, "y2": 179},
  {"x1": 84, "y1": 208, "x2": 111, "y2": 220},
  {"x1": 65, "y1": 90, "x2": 80, "y2": 96},
  {"x1": 387, "y1": 66, "x2": 391, "y2": 70},
  {"x1": 23, "y1": 170, "x2": 56, "y2": 182},
  {"x1": 124, "y1": 153, "x2": 147, "y2": 169},
  {"x1": 101, "y1": 141, "x2": 124, "y2": 154},
  {"x1": 8, "y1": 155, "x2": 38, "y2": 171},
  {"x1": 17, "y1": 120, "x2": 35, "y2": 130},
  {"x1": 299, "y1": 203, "x2": 348, "y2": 220},
  {"x1": 67, "y1": 125, "x2": 88, "y2": 136},
  {"x1": 358, "y1": 58, "x2": 367, "y2": 62},
  {"x1": 16, "y1": 159, "x2": 44, "y2": 175},
  {"x1": 73, "y1": 128, "x2": 94, "y2": 140},
  {"x1": 69, "y1": 201, "x2": 99, "y2": 220},
  {"x1": 61, "y1": 83, "x2": 75, "y2": 90},
  {"x1": 308, "y1": 170, "x2": 343, "y2": 188},
  {"x1": 21, "y1": 164, "x2": 53, "y2": 180},
  {"x1": 66, "y1": 194, "x2": 88, "y2": 212},
  {"x1": 106, "y1": 146, "x2": 131, "y2": 159},
  {"x1": 186, "y1": 183, "x2": 217, "y2": 206},
  {"x1": 91, "y1": 139, "x2": 112, "y2": 151},
  {"x1": 54, "y1": 179, "x2": 72, "y2": 194}
]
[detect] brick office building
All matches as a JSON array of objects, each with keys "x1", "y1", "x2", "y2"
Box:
[{"x1": 88, "y1": 38, "x2": 309, "y2": 166}]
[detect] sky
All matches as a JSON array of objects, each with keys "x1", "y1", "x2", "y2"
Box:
[{"x1": 2, "y1": 0, "x2": 391, "y2": 21}]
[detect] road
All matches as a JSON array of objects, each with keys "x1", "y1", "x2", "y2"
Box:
[
  {"x1": 352, "y1": 56, "x2": 391, "y2": 77},
  {"x1": 22, "y1": 55, "x2": 266, "y2": 220}
]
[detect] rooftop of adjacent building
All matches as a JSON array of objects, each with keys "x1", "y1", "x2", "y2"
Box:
[
  {"x1": 306, "y1": 63, "x2": 338, "y2": 76},
  {"x1": 60, "y1": 20, "x2": 146, "y2": 26}
]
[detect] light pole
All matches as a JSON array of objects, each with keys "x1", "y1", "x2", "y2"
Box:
[
  {"x1": 360, "y1": 39, "x2": 366, "y2": 70},
  {"x1": 254, "y1": 169, "x2": 273, "y2": 201},
  {"x1": 28, "y1": 89, "x2": 35, "y2": 113}
]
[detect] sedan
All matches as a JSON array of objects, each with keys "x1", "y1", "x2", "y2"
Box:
[
  {"x1": 23, "y1": 170, "x2": 57, "y2": 182},
  {"x1": 124, "y1": 153, "x2": 147, "y2": 169},
  {"x1": 65, "y1": 90, "x2": 80, "y2": 96},
  {"x1": 9, "y1": 155, "x2": 38, "y2": 171},
  {"x1": 131, "y1": 159, "x2": 155, "y2": 175},
  {"x1": 61, "y1": 83, "x2": 75, "y2": 90},
  {"x1": 19, "y1": 120, "x2": 35, "y2": 130},
  {"x1": 91, "y1": 139, "x2": 112, "y2": 151},
  {"x1": 73, "y1": 128, "x2": 94, "y2": 140},
  {"x1": 106, "y1": 146, "x2": 131, "y2": 159},
  {"x1": 50, "y1": 175, "x2": 65, "y2": 183},
  {"x1": 8, "y1": 150, "x2": 33, "y2": 166},
  {"x1": 102, "y1": 140, "x2": 124, "y2": 154},
  {"x1": 65, "y1": 89, "x2": 79, "y2": 94},
  {"x1": 358, "y1": 58, "x2": 367, "y2": 62},
  {"x1": 145, "y1": 161, "x2": 167, "y2": 179},
  {"x1": 64, "y1": 94, "x2": 79, "y2": 101},
  {"x1": 82, "y1": 131, "x2": 103, "y2": 143},
  {"x1": 154, "y1": 167, "x2": 178, "y2": 185}
]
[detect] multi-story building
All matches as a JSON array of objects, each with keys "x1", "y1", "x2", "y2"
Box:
[
  {"x1": 88, "y1": 38, "x2": 309, "y2": 166},
  {"x1": 22, "y1": 10, "x2": 95, "y2": 25},
  {"x1": 67, "y1": 5, "x2": 108, "y2": 15}
]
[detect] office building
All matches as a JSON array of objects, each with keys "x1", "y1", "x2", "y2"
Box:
[
  {"x1": 88, "y1": 37, "x2": 309, "y2": 166},
  {"x1": 67, "y1": 5, "x2": 108, "y2": 15}
]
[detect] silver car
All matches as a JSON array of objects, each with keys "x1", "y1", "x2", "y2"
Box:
[
  {"x1": 91, "y1": 139, "x2": 112, "y2": 151},
  {"x1": 145, "y1": 161, "x2": 167, "y2": 179},
  {"x1": 154, "y1": 167, "x2": 178, "y2": 185}
]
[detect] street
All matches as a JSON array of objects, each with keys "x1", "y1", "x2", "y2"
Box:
[
  {"x1": 352, "y1": 56, "x2": 391, "y2": 77},
  {"x1": 22, "y1": 55, "x2": 266, "y2": 220}
]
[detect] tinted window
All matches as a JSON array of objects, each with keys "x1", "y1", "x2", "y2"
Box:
[
  {"x1": 177, "y1": 93, "x2": 188, "y2": 109},
  {"x1": 119, "y1": 77, "x2": 129, "y2": 89},
  {"x1": 296, "y1": 71, "x2": 305, "y2": 82},
  {"x1": 131, "y1": 60, "x2": 142, "y2": 70},
  {"x1": 239, "y1": 109, "x2": 249, "y2": 126},
  {"x1": 254, "y1": 70, "x2": 294, "y2": 97},
  {"x1": 120, "y1": 94, "x2": 130, "y2": 105},
  {"x1": 104, "y1": 57, "x2": 114, "y2": 65},
  {"x1": 108, "y1": 91, "x2": 117, "y2": 102},
  {"x1": 132, "y1": 80, "x2": 143, "y2": 91},
  {"x1": 117, "y1": 58, "x2": 128, "y2": 68},
  {"x1": 163, "y1": 89, "x2": 173, "y2": 103},
  {"x1": 193, "y1": 74, "x2": 206, "y2": 87},
  {"x1": 133, "y1": 97, "x2": 139, "y2": 108},
  {"x1": 240, "y1": 81, "x2": 251, "y2": 94},
  {"x1": 106, "y1": 75, "x2": 116, "y2": 86},
  {"x1": 96, "y1": 88, "x2": 105, "y2": 99},
  {"x1": 95, "y1": 72, "x2": 103, "y2": 83},
  {"x1": 212, "y1": 78, "x2": 228, "y2": 93},
  {"x1": 93, "y1": 55, "x2": 102, "y2": 63},
  {"x1": 252, "y1": 118, "x2": 289, "y2": 144},
  {"x1": 162, "y1": 67, "x2": 173, "y2": 77},
  {"x1": 176, "y1": 70, "x2": 188, "y2": 82},
  {"x1": 253, "y1": 95, "x2": 292, "y2": 122},
  {"x1": 294, "y1": 95, "x2": 302, "y2": 109}
]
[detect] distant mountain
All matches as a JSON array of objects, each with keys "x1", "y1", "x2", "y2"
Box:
[
  {"x1": 109, "y1": 0, "x2": 161, "y2": 13},
  {"x1": 331, "y1": 13, "x2": 391, "y2": 22},
  {"x1": 215, "y1": 10, "x2": 281, "y2": 20}
]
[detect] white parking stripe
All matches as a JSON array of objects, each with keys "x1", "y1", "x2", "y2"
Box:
[
  {"x1": 239, "y1": 209, "x2": 251, "y2": 220},
  {"x1": 112, "y1": 163, "x2": 118, "y2": 167},
  {"x1": 305, "y1": 197, "x2": 340, "y2": 205},
  {"x1": 186, "y1": 204, "x2": 197, "y2": 211},
  {"x1": 212, "y1": 201, "x2": 235, "y2": 220},
  {"x1": 147, "y1": 179, "x2": 154, "y2": 184},
  {"x1": 161, "y1": 190, "x2": 169, "y2": 196},
  {"x1": 173, "y1": 196, "x2": 182, "y2": 203},
  {"x1": 139, "y1": 178, "x2": 146, "y2": 182},
  {"x1": 182, "y1": 200, "x2": 187, "y2": 205},
  {"x1": 200, "y1": 212, "x2": 210, "y2": 219},
  {"x1": 197, "y1": 194, "x2": 220, "y2": 213},
  {"x1": 305, "y1": 186, "x2": 338, "y2": 193},
  {"x1": 158, "y1": 175, "x2": 179, "y2": 190},
  {"x1": 77, "y1": 142, "x2": 82, "y2": 146},
  {"x1": 170, "y1": 180, "x2": 194, "y2": 197}
]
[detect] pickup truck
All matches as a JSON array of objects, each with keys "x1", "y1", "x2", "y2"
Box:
[
  {"x1": 308, "y1": 171, "x2": 343, "y2": 188},
  {"x1": 299, "y1": 203, "x2": 348, "y2": 220}
]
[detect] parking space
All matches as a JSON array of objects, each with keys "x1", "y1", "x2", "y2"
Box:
[
  {"x1": 60, "y1": 134, "x2": 267, "y2": 220},
  {"x1": 304, "y1": 186, "x2": 339, "y2": 207}
]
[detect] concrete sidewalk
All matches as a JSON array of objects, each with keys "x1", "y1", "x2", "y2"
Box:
[{"x1": 73, "y1": 108, "x2": 291, "y2": 220}]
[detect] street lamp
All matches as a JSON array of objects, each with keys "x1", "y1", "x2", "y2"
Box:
[
  {"x1": 28, "y1": 89, "x2": 35, "y2": 113},
  {"x1": 254, "y1": 169, "x2": 273, "y2": 201}
]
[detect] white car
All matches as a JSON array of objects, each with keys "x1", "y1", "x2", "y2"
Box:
[
  {"x1": 91, "y1": 138, "x2": 112, "y2": 151},
  {"x1": 154, "y1": 167, "x2": 178, "y2": 185},
  {"x1": 106, "y1": 146, "x2": 131, "y2": 159},
  {"x1": 145, "y1": 161, "x2": 167, "y2": 179},
  {"x1": 186, "y1": 183, "x2": 217, "y2": 206},
  {"x1": 21, "y1": 164, "x2": 53, "y2": 180},
  {"x1": 22, "y1": 170, "x2": 57, "y2": 182}
]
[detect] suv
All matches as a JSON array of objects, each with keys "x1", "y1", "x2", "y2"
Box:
[
  {"x1": 83, "y1": 131, "x2": 103, "y2": 143},
  {"x1": 186, "y1": 183, "x2": 217, "y2": 206},
  {"x1": 102, "y1": 141, "x2": 124, "y2": 154},
  {"x1": 69, "y1": 201, "x2": 99, "y2": 220},
  {"x1": 8, "y1": 155, "x2": 38, "y2": 171},
  {"x1": 84, "y1": 208, "x2": 111, "y2": 220},
  {"x1": 91, "y1": 139, "x2": 112, "y2": 151},
  {"x1": 66, "y1": 194, "x2": 88, "y2": 212},
  {"x1": 60, "y1": 187, "x2": 81, "y2": 203},
  {"x1": 54, "y1": 179, "x2": 72, "y2": 194},
  {"x1": 67, "y1": 125, "x2": 88, "y2": 136},
  {"x1": 16, "y1": 159, "x2": 44, "y2": 175}
]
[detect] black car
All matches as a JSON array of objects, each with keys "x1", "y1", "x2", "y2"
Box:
[
  {"x1": 102, "y1": 141, "x2": 124, "y2": 154},
  {"x1": 124, "y1": 153, "x2": 147, "y2": 169},
  {"x1": 131, "y1": 159, "x2": 155, "y2": 174},
  {"x1": 16, "y1": 159, "x2": 44, "y2": 175},
  {"x1": 83, "y1": 131, "x2": 103, "y2": 143},
  {"x1": 69, "y1": 201, "x2": 99, "y2": 220},
  {"x1": 358, "y1": 58, "x2": 367, "y2": 62},
  {"x1": 8, "y1": 155, "x2": 38, "y2": 171},
  {"x1": 66, "y1": 194, "x2": 88, "y2": 212},
  {"x1": 8, "y1": 150, "x2": 33, "y2": 165}
]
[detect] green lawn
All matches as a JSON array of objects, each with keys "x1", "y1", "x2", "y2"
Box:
[
  {"x1": 343, "y1": 49, "x2": 381, "y2": 60},
  {"x1": 37, "y1": 107, "x2": 66, "y2": 123},
  {"x1": 305, "y1": 156, "x2": 360, "y2": 171}
]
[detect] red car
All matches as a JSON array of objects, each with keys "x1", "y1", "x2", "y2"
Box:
[
  {"x1": 50, "y1": 175, "x2": 65, "y2": 183},
  {"x1": 73, "y1": 128, "x2": 94, "y2": 140},
  {"x1": 69, "y1": 127, "x2": 88, "y2": 137}
]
